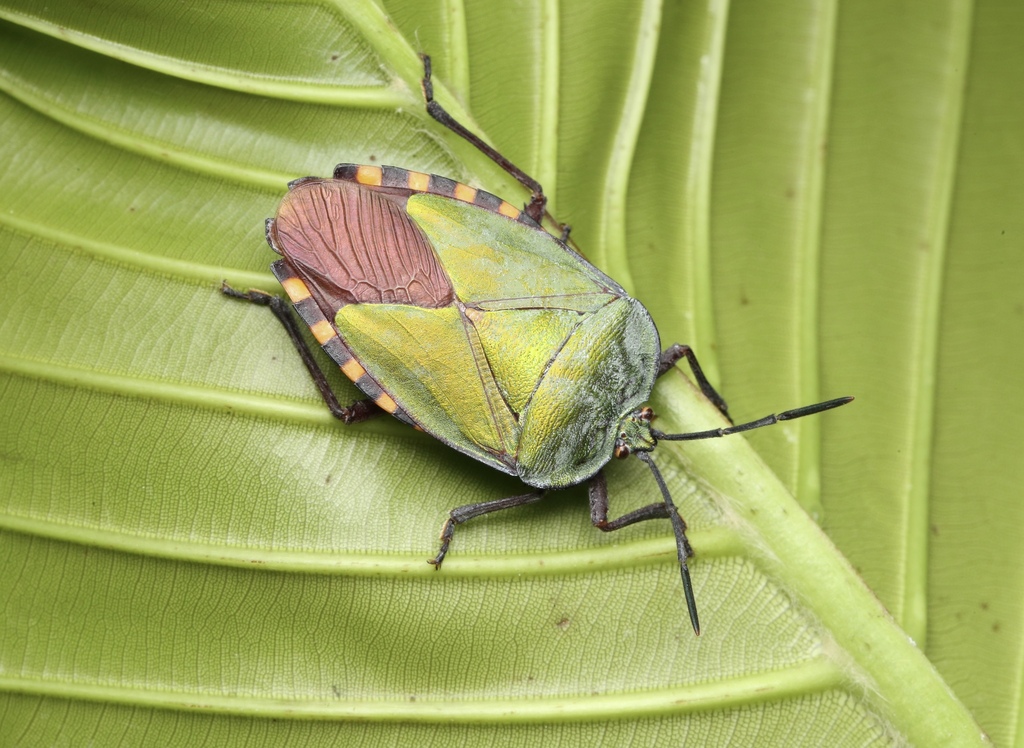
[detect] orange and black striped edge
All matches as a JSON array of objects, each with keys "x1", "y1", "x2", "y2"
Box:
[
  {"x1": 332, "y1": 163, "x2": 543, "y2": 229},
  {"x1": 269, "y1": 261, "x2": 421, "y2": 429}
]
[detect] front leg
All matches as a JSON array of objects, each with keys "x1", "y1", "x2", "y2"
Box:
[
  {"x1": 588, "y1": 468, "x2": 699, "y2": 634},
  {"x1": 589, "y1": 470, "x2": 678, "y2": 535}
]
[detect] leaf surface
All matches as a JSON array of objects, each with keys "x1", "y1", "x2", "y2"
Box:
[{"x1": 2, "y1": 1, "x2": 1019, "y2": 745}]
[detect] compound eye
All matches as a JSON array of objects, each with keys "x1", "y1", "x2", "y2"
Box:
[
  {"x1": 614, "y1": 444, "x2": 630, "y2": 459},
  {"x1": 639, "y1": 407, "x2": 654, "y2": 421}
]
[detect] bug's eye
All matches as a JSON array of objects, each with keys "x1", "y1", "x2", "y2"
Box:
[{"x1": 614, "y1": 444, "x2": 630, "y2": 459}]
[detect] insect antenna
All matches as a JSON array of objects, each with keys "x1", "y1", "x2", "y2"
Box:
[
  {"x1": 636, "y1": 451, "x2": 701, "y2": 636},
  {"x1": 641, "y1": 395, "x2": 853, "y2": 635},
  {"x1": 652, "y1": 396, "x2": 854, "y2": 442}
]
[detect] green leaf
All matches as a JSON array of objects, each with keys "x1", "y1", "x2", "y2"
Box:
[{"x1": 1, "y1": 0, "x2": 1016, "y2": 745}]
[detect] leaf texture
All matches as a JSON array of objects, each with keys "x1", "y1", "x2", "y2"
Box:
[{"x1": 1, "y1": 0, "x2": 1020, "y2": 745}]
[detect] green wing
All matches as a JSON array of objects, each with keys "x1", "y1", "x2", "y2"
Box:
[
  {"x1": 333, "y1": 193, "x2": 624, "y2": 473},
  {"x1": 406, "y1": 194, "x2": 621, "y2": 306}
]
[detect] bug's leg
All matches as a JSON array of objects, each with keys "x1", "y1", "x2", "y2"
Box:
[
  {"x1": 430, "y1": 490, "x2": 546, "y2": 569},
  {"x1": 221, "y1": 282, "x2": 381, "y2": 425},
  {"x1": 592, "y1": 467, "x2": 701, "y2": 634},
  {"x1": 420, "y1": 54, "x2": 547, "y2": 224},
  {"x1": 588, "y1": 470, "x2": 686, "y2": 540},
  {"x1": 658, "y1": 344, "x2": 731, "y2": 422}
]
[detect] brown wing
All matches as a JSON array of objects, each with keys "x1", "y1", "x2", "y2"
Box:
[{"x1": 270, "y1": 179, "x2": 454, "y2": 309}]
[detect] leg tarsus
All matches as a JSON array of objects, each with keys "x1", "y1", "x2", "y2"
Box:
[
  {"x1": 220, "y1": 281, "x2": 273, "y2": 305},
  {"x1": 333, "y1": 398, "x2": 381, "y2": 425},
  {"x1": 221, "y1": 282, "x2": 382, "y2": 425},
  {"x1": 659, "y1": 343, "x2": 731, "y2": 423},
  {"x1": 429, "y1": 489, "x2": 546, "y2": 569}
]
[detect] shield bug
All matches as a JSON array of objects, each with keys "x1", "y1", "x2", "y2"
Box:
[{"x1": 223, "y1": 55, "x2": 852, "y2": 635}]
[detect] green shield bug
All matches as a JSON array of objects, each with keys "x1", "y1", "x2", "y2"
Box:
[{"x1": 223, "y1": 55, "x2": 853, "y2": 635}]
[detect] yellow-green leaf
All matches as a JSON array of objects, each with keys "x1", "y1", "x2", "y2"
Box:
[{"x1": 2, "y1": 1, "x2": 1018, "y2": 745}]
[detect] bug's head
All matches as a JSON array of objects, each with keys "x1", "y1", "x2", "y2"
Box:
[{"x1": 612, "y1": 406, "x2": 657, "y2": 459}]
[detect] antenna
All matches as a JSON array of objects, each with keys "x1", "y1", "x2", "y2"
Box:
[
  {"x1": 644, "y1": 395, "x2": 854, "y2": 635},
  {"x1": 653, "y1": 396, "x2": 853, "y2": 442}
]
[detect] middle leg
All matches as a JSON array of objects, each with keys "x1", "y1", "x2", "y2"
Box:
[{"x1": 430, "y1": 489, "x2": 547, "y2": 568}]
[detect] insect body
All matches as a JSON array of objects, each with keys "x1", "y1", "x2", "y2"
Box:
[{"x1": 223, "y1": 56, "x2": 852, "y2": 635}]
